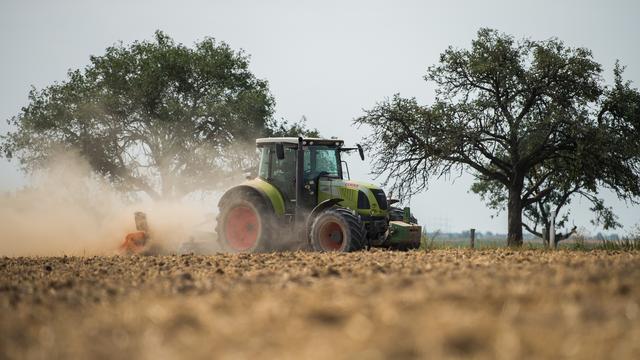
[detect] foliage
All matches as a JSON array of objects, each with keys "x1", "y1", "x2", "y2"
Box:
[
  {"x1": 266, "y1": 115, "x2": 320, "y2": 138},
  {"x1": 2, "y1": 31, "x2": 317, "y2": 200},
  {"x1": 355, "y1": 28, "x2": 640, "y2": 246}
]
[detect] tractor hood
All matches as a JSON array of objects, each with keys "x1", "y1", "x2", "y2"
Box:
[{"x1": 317, "y1": 178, "x2": 388, "y2": 217}]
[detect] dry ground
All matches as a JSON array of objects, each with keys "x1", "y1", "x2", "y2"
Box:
[{"x1": 1, "y1": 249, "x2": 639, "y2": 359}]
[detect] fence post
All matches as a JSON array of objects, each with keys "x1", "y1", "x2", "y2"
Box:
[
  {"x1": 470, "y1": 228, "x2": 475, "y2": 249},
  {"x1": 550, "y1": 210, "x2": 556, "y2": 249}
]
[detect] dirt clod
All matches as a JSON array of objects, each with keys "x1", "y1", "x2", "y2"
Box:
[{"x1": 178, "y1": 272, "x2": 193, "y2": 281}]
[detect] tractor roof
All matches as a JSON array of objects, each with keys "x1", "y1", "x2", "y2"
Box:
[{"x1": 256, "y1": 137, "x2": 344, "y2": 147}]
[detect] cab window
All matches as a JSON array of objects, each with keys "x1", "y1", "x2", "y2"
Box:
[
  {"x1": 303, "y1": 146, "x2": 341, "y2": 178},
  {"x1": 258, "y1": 147, "x2": 270, "y2": 179}
]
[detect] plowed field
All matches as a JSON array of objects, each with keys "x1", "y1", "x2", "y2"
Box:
[{"x1": 1, "y1": 249, "x2": 639, "y2": 359}]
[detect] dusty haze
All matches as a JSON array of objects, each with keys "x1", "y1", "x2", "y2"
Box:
[{"x1": 0, "y1": 152, "x2": 220, "y2": 256}]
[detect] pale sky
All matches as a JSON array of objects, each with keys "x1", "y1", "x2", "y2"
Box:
[{"x1": 1, "y1": 0, "x2": 638, "y2": 234}]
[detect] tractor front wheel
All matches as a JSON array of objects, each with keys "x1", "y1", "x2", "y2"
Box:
[
  {"x1": 310, "y1": 207, "x2": 366, "y2": 252},
  {"x1": 216, "y1": 192, "x2": 273, "y2": 252}
]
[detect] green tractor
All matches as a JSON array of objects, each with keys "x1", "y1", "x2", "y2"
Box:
[{"x1": 216, "y1": 137, "x2": 421, "y2": 252}]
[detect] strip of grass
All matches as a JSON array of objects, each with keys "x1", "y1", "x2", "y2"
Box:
[{"x1": 419, "y1": 235, "x2": 640, "y2": 251}]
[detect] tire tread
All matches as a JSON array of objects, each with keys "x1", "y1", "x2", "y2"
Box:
[
  {"x1": 215, "y1": 191, "x2": 273, "y2": 252},
  {"x1": 310, "y1": 207, "x2": 366, "y2": 252}
]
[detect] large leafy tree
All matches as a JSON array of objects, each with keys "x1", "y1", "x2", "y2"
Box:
[
  {"x1": 356, "y1": 29, "x2": 640, "y2": 246},
  {"x1": 2, "y1": 31, "x2": 315, "y2": 200}
]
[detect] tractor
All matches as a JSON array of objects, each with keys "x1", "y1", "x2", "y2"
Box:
[{"x1": 216, "y1": 137, "x2": 421, "y2": 252}]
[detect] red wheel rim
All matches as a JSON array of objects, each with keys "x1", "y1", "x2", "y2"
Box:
[
  {"x1": 319, "y1": 221, "x2": 345, "y2": 251},
  {"x1": 224, "y1": 205, "x2": 260, "y2": 251}
]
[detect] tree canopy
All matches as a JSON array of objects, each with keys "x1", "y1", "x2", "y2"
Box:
[
  {"x1": 2, "y1": 31, "x2": 317, "y2": 200},
  {"x1": 356, "y1": 29, "x2": 640, "y2": 246}
]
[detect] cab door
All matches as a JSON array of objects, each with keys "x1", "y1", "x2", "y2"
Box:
[{"x1": 267, "y1": 145, "x2": 297, "y2": 211}]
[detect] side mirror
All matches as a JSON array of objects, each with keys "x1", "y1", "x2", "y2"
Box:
[
  {"x1": 275, "y1": 143, "x2": 285, "y2": 160},
  {"x1": 357, "y1": 144, "x2": 365, "y2": 161}
]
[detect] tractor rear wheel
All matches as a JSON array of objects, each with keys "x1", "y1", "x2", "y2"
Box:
[
  {"x1": 216, "y1": 192, "x2": 273, "y2": 252},
  {"x1": 310, "y1": 207, "x2": 366, "y2": 252}
]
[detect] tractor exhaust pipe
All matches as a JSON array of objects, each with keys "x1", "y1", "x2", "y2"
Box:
[{"x1": 296, "y1": 136, "x2": 305, "y2": 222}]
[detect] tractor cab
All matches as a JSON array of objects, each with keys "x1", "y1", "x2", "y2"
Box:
[{"x1": 256, "y1": 137, "x2": 358, "y2": 211}]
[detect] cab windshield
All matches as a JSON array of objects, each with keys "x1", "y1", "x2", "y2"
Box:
[{"x1": 304, "y1": 145, "x2": 341, "y2": 178}]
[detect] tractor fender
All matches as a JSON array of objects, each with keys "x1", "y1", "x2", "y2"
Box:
[
  {"x1": 305, "y1": 198, "x2": 344, "y2": 236},
  {"x1": 218, "y1": 185, "x2": 277, "y2": 215}
]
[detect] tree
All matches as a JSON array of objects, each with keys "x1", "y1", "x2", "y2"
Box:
[
  {"x1": 355, "y1": 29, "x2": 640, "y2": 246},
  {"x1": 474, "y1": 61, "x2": 640, "y2": 246},
  {"x1": 2, "y1": 31, "x2": 316, "y2": 200}
]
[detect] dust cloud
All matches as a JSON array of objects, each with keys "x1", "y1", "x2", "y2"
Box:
[{"x1": 0, "y1": 152, "x2": 221, "y2": 256}]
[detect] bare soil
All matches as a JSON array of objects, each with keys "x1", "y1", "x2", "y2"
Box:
[{"x1": 1, "y1": 249, "x2": 639, "y2": 359}]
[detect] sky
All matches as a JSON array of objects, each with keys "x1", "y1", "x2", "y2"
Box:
[{"x1": 1, "y1": 0, "x2": 638, "y2": 234}]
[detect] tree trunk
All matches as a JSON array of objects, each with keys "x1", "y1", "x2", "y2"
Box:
[
  {"x1": 507, "y1": 178, "x2": 524, "y2": 246},
  {"x1": 158, "y1": 162, "x2": 175, "y2": 200}
]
